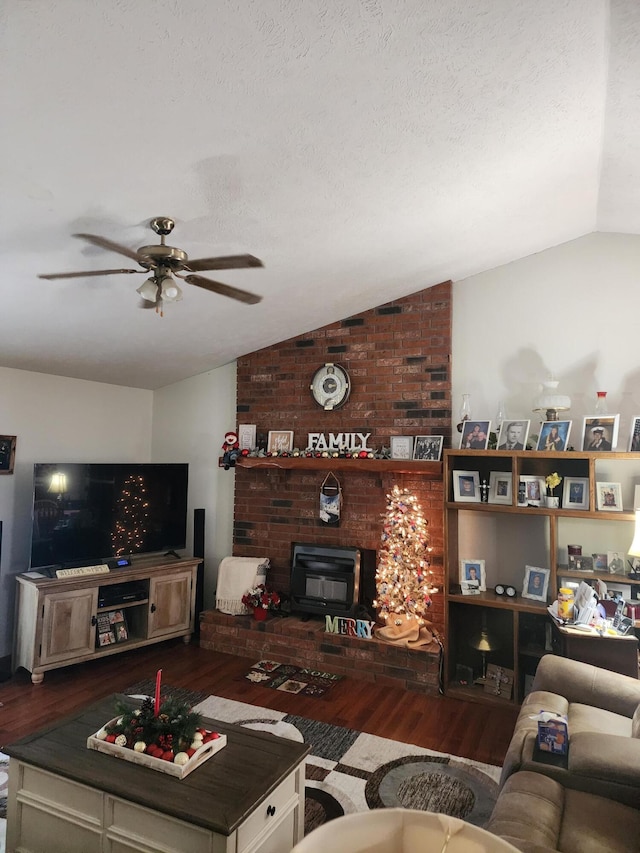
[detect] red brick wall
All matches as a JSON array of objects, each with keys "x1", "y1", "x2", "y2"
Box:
[{"x1": 231, "y1": 281, "x2": 452, "y2": 635}]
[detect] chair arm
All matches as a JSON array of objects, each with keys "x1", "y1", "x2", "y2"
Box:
[
  {"x1": 532, "y1": 655, "x2": 640, "y2": 718},
  {"x1": 568, "y1": 732, "x2": 640, "y2": 803}
]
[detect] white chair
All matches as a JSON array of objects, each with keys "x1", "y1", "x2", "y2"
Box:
[{"x1": 291, "y1": 808, "x2": 521, "y2": 852}]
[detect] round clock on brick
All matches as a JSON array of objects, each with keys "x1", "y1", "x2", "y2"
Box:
[{"x1": 310, "y1": 363, "x2": 351, "y2": 410}]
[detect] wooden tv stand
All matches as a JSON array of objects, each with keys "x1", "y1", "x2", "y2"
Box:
[{"x1": 13, "y1": 555, "x2": 199, "y2": 684}]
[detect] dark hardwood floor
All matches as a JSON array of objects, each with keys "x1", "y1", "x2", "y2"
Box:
[{"x1": 0, "y1": 640, "x2": 519, "y2": 767}]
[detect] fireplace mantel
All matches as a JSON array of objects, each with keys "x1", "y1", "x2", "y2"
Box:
[{"x1": 236, "y1": 456, "x2": 443, "y2": 476}]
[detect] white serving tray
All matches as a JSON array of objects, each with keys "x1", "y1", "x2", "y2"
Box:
[{"x1": 87, "y1": 718, "x2": 227, "y2": 779}]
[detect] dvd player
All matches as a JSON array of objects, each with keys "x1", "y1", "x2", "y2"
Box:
[{"x1": 98, "y1": 581, "x2": 148, "y2": 609}]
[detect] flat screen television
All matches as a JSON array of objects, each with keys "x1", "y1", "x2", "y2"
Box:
[{"x1": 30, "y1": 463, "x2": 189, "y2": 569}]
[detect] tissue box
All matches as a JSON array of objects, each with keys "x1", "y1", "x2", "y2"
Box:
[{"x1": 536, "y1": 712, "x2": 568, "y2": 755}]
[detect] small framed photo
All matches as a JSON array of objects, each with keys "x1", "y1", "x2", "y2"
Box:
[
  {"x1": 497, "y1": 420, "x2": 530, "y2": 451},
  {"x1": 568, "y1": 554, "x2": 594, "y2": 571},
  {"x1": 607, "y1": 552, "x2": 625, "y2": 574},
  {"x1": 0, "y1": 436, "x2": 16, "y2": 474},
  {"x1": 237, "y1": 424, "x2": 257, "y2": 451},
  {"x1": 267, "y1": 430, "x2": 294, "y2": 454},
  {"x1": 629, "y1": 417, "x2": 640, "y2": 452},
  {"x1": 517, "y1": 475, "x2": 546, "y2": 507},
  {"x1": 488, "y1": 471, "x2": 512, "y2": 505},
  {"x1": 596, "y1": 481, "x2": 623, "y2": 512},
  {"x1": 562, "y1": 477, "x2": 589, "y2": 511},
  {"x1": 453, "y1": 470, "x2": 481, "y2": 503},
  {"x1": 522, "y1": 565, "x2": 550, "y2": 601},
  {"x1": 592, "y1": 553, "x2": 608, "y2": 572},
  {"x1": 412, "y1": 435, "x2": 444, "y2": 461},
  {"x1": 536, "y1": 420, "x2": 571, "y2": 452},
  {"x1": 460, "y1": 420, "x2": 491, "y2": 450},
  {"x1": 459, "y1": 559, "x2": 486, "y2": 592},
  {"x1": 582, "y1": 416, "x2": 619, "y2": 451},
  {"x1": 391, "y1": 436, "x2": 414, "y2": 459}
]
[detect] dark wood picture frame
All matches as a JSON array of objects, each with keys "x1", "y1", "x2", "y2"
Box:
[{"x1": 0, "y1": 436, "x2": 16, "y2": 474}]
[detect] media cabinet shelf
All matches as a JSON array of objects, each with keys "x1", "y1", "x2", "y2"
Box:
[
  {"x1": 236, "y1": 456, "x2": 443, "y2": 475},
  {"x1": 444, "y1": 449, "x2": 640, "y2": 707},
  {"x1": 13, "y1": 556, "x2": 199, "y2": 684}
]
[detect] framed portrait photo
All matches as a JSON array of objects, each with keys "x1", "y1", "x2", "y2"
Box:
[
  {"x1": 497, "y1": 420, "x2": 530, "y2": 451},
  {"x1": 0, "y1": 436, "x2": 16, "y2": 475},
  {"x1": 412, "y1": 435, "x2": 444, "y2": 461},
  {"x1": 518, "y1": 475, "x2": 546, "y2": 507},
  {"x1": 267, "y1": 430, "x2": 294, "y2": 454},
  {"x1": 522, "y1": 565, "x2": 550, "y2": 602},
  {"x1": 390, "y1": 436, "x2": 414, "y2": 460},
  {"x1": 629, "y1": 417, "x2": 640, "y2": 452},
  {"x1": 459, "y1": 420, "x2": 491, "y2": 450},
  {"x1": 488, "y1": 471, "x2": 512, "y2": 505},
  {"x1": 582, "y1": 415, "x2": 619, "y2": 452},
  {"x1": 453, "y1": 470, "x2": 481, "y2": 503},
  {"x1": 596, "y1": 481, "x2": 623, "y2": 512},
  {"x1": 459, "y1": 558, "x2": 486, "y2": 592},
  {"x1": 536, "y1": 420, "x2": 571, "y2": 452},
  {"x1": 562, "y1": 477, "x2": 589, "y2": 511}
]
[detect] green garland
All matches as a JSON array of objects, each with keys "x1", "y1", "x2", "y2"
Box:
[{"x1": 106, "y1": 696, "x2": 203, "y2": 753}]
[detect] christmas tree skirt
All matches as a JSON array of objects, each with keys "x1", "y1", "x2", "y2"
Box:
[
  {"x1": 193, "y1": 694, "x2": 501, "y2": 836},
  {"x1": 244, "y1": 660, "x2": 343, "y2": 697}
]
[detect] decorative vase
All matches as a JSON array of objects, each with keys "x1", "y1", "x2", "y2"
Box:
[
  {"x1": 546, "y1": 495, "x2": 560, "y2": 509},
  {"x1": 252, "y1": 606, "x2": 268, "y2": 621}
]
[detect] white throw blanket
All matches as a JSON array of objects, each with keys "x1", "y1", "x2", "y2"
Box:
[{"x1": 215, "y1": 556, "x2": 270, "y2": 614}]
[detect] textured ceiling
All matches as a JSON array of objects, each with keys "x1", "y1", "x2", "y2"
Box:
[{"x1": 1, "y1": 0, "x2": 639, "y2": 389}]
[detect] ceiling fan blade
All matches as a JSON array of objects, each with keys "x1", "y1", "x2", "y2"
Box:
[
  {"x1": 39, "y1": 268, "x2": 141, "y2": 280},
  {"x1": 73, "y1": 233, "x2": 149, "y2": 264},
  {"x1": 184, "y1": 274, "x2": 262, "y2": 305},
  {"x1": 184, "y1": 254, "x2": 264, "y2": 273}
]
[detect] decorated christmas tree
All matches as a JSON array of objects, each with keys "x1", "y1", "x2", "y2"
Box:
[{"x1": 374, "y1": 485, "x2": 437, "y2": 624}]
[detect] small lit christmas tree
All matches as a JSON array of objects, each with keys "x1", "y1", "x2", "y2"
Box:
[
  {"x1": 374, "y1": 485, "x2": 437, "y2": 624},
  {"x1": 111, "y1": 474, "x2": 150, "y2": 556}
]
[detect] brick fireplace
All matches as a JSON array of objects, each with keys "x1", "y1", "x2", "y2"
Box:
[{"x1": 200, "y1": 281, "x2": 452, "y2": 692}]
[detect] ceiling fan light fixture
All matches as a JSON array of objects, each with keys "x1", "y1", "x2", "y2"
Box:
[
  {"x1": 160, "y1": 275, "x2": 182, "y2": 302},
  {"x1": 136, "y1": 277, "x2": 159, "y2": 302}
]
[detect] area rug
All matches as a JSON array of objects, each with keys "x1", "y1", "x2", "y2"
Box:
[
  {"x1": 193, "y1": 694, "x2": 500, "y2": 833},
  {"x1": 244, "y1": 659, "x2": 343, "y2": 697}
]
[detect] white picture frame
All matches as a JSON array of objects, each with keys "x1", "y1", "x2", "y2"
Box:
[
  {"x1": 459, "y1": 420, "x2": 491, "y2": 450},
  {"x1": 390, "y1": 436, "x2": 414, "y2": 459},
  {"x1": 453, "y1": 470, "x2": 481, "y2": 503},
  {"x1": 488, "y1": 471, "x2": 512, "y2": 505},
  {"x1": 267, "y1": 430, "x2": 294, "y2": 454},
  {"x1": 497, "y1": 420, "x2": 530, "y2": 451},
  {"x1": 412, "y1": 435, "x2": 444, "y2": 461},
  {"x1": 459, "y1": 558, "x2": 486, "y2": 592},
  {"x1": 562, "y1": 477, "x2": 589, "y2": 511},
  {"x1": 522, "y1": 565, "x2": 550, "y2": 602},
  {"x1": 517, "y1": 475, "x2": 546, "y2": 507},
  {"x1": 629, "y1": 416, "x2": 640, "y2": 452},
  {"x1": 607, "y1": 551, "x2": 625, "y2": 575},
  {"x1": 237, "y1": 424, "x2": 257, "y2": 451},
  {"x1": 536, "y1": 420, "x2": 571, "y2": 452},
  {"x1": 596, "y1": 481, "x2": 623, "y2": 512},
  {"x1": 582, "y1": 415, "x2": 620, "y2": 451}
]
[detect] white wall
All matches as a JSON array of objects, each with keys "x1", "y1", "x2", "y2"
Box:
[
  {"x1": 452, "y1": 232, "x2": 640, "y2": 449},
  {"x1": 0, "y1": 367, "x2": 153, "y2": 658},
  {"x1": 151, "y1": 363, "x2": 236, "y2": 610}
]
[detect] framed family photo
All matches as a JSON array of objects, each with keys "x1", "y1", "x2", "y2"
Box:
[
  {"x1": 459, "y1": 558, "x2": 486, "y2": 592},
  {"x1": 497, "y1": 420, "x2": 530, "y2": 451},
  {"x1": 459, "y1": 420, "x2": 491, "y2": 450},
  {"x1": 518, "y1": 475, "x2": 546, "y2": 507},
  {"x1": 536, "y1": 421, "x2": 571, "y2": 452},
  {"x1": 629, "y1": 416, "x2": 640, "y2": 452},
  {"x1": 596, "y1": 481, "x2": 623, "y2": 512},
  {"x1": 0, "y1": 436, "x2": 16, "y2": 474},
  {"x1": 489, "y1": 471, "x2": 512, "y2": 505},
  {"x1": 267, "y1": 430, "x2": 294, "y2": 454},
  {"x1": 522, "y1": 565, "x2": 550, "y2": 602},
  {"x1": 582, "y1": 416, "x2": 619, "y2": 451},
  {"x1": 390, "y1": 436, "x2": 414, "y2": 459},
  {"x1": 413, "y1": 435, "x2": 444, "y2": 461},
  {"x1": 453, "y1": 470, "x2": 481, "y2": 502},
  {"x1": 563, "y1": 477, "x2": 589, "y2": 510}
]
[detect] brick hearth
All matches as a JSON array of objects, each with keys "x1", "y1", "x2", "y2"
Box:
[{"x1": 200, "y1": 610, "x2": 441, "y2": 694}]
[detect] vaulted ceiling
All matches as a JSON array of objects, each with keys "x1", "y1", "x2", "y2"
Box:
[{"x1": 1, "y1": 1, "x2": 639, "y2": 389}]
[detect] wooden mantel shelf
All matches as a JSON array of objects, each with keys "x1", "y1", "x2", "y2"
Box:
[{"x1": 235, "y1": 456, "x2": 443, "y2": 476}]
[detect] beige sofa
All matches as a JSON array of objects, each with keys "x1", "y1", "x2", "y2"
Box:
[{"x1": 486, "y1": 655, "x2": 640, "y2": 852}]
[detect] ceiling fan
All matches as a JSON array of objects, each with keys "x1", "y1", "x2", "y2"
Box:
[{"x1": 39, "y1": 216, "x2": 264, "y2": 315}]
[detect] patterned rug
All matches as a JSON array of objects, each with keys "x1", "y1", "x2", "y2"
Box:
[
  {"x1": 193, "y1": 695, "x2": 500, "y2": 834},
  {"x1": 244, "y1": 659, "x2": 343, "y2": 697}
]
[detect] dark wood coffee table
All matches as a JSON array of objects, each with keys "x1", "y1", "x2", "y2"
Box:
[{"x1": 5, "y1": 693, "x2": 310, "y2": 853}]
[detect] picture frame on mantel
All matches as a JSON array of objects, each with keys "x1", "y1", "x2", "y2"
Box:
[
  {"x1": 267, "y1": 430, "x2": 294, "y2": 454},
  {"x1": 0, "y1": 436, "x2": 16, "y2": 474},
  {"x1": 237, "y1": 424, "x2": 257, "y2": 451},
  {"x1": 390, "y1": 436, "x2": 414, "y2": 460}
]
